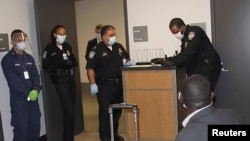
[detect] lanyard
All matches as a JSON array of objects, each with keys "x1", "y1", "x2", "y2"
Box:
[{"x1": 16, "y1": 53, "x2": 27, "y2": 71}]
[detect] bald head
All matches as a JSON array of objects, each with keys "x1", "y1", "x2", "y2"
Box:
[{"x1": 180, "y1": 74, "x2": 213, "y2": 109}]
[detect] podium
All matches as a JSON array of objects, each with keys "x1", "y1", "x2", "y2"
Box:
[{"x1": 121, "y1": 65, "x2": 178, "y2": 141}]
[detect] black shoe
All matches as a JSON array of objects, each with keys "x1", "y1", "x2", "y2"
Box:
[{"x1": 115, "y1": 135, "x2": 124, "y2": 141}]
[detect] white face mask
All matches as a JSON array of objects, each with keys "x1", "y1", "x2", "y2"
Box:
[
  {"x1": 108, "y1": 36, "x2": 116, "y2": 46},
  {"x1": 174, "y1": 31, "x2": 184, "y2": 40},
  {"x1": 96, "y1": 34, "x2": 101, "y2": 41},
  {"x1": 56, "y1": 35, "x2": 67, "y2": 44},
  {"x1": 16, "y1": 41, "x2": 27, "y2": 51}
]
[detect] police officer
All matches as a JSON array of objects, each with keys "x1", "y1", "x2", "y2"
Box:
[
  {"x1": 1, "y1": 29, "x2": 42, "y2": 141},
  {"x1": 42, "y1": 25, "x2": 77, "y2": 141},
  {"x1": 163, "y1": 17, "x2": 222, "y2": 92},
  {"x1": 85, "y1": 24, "x2": 103, "y2": 60},
  {"x1": 86, "y1": 25, "x2": 136, "y2": 141}
]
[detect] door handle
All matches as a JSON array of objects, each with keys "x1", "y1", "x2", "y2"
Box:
[
  {"x1": 221, "y1": 68, "x2": 230, "y2": 72},
  {"x1": 221, "y1": 62, "x2": 230, "y2": 72}
]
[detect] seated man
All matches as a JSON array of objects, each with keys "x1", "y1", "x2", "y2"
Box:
[{"x1": 175, "y1": 74, "x2": 242, "y2": 141}]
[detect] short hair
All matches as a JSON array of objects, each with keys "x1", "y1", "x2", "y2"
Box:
[
  {"x1": 50, "y1": 24, "x2": 65, "y2": 41},
  {"x1": 169, "y1": 17, "x2": 185, "y2": 29},
  {"x1": 11, "y1": 29, "x2": 24, "y2": 40},
  {"x1": 101, "y1": 25, "x2": 115, "y2": 37},
  {"x1": 180, "y1": 74, "x2": 211, "y2": 108},
  {"x1": 95, "y1": 24, "x2": 103, "y2": 30}
]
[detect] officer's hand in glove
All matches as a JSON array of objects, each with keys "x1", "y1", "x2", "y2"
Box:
[
  {"x1": 27, "y1": 90, "x2": 38, "y2": 101},
  {"x1": 90, "y1": 83, "x2": 98, "y2": 95},
  {"x1": 125, "y1": 60, "x2": 136, "y2": 66}
]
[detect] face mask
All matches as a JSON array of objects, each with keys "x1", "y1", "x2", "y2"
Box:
[
  {"x1": 174, "y1": 29, "x2": 184, "y2": 40},
  {"x1": 174, "y1": 31, "x2": 184, "y2": 40},
  {"x1": 16, "y1": 41, "x2": 27, "y2": 51},
  {"x1": 96, "y1": 34, "x2": 101, "y2": 41},
  {"x1": 56, "y1": 35, "x2": 67, "y2": 44},
  {"x1": 108, "y1": 36, "x2": 116, "y2": 46}
]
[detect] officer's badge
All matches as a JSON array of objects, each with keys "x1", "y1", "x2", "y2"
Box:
[
  {"x1": 188, "y1": 32, "x2": 195, "y2": 40},
  {"x1": 88, "y1": 51, "x2": 95, "y2": 59},
  {"x1": 43, "y1": 51, "x2": 47, "y2": 58},
  {"x1": 185, "y1": 42, "x2": 188, "y2": 48},
  {"x1": 93, "y1": 46, "x2": 97, "y2": 49},
  {"x1": 102, "y1": 52, "x2": 108, "y2": 56},
  {"x1": 51, "y1": 52, "x2": 57, "y2": 56},
  {"x1": 66, "y1": 50, "x2": 70, "y2": 56},
  {"x1": 118, "y1": 48, "x2": 123, "y2": 56}
]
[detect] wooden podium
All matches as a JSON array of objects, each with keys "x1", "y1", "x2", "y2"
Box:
[{"x1": 121, "y1": 65, "x2": 178, "y2": 141}]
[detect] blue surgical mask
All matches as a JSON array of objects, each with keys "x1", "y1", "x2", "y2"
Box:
[
  {"x1": 108, "y1": 36, "x2": 116, "y2": 46},
  {"x1": 56, "y1": 35, "x2": 67, "y2": 44},
  {"x1": 16, "y1": 41, "x2": 27, "y2": 51}
]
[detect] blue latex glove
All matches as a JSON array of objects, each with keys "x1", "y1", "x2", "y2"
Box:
[
  {"x1": 90, "y1": 83, "x2": 98, "y2": 95},
  {"x1": 125, "y1": 60, "x2": 136, "y2": 66}
]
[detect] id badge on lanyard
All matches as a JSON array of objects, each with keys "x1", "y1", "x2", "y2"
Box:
[
  {"x1": 24, "y1": 71, "x2": 30, "y2": 79},
  {"x1": 63, "y1": 53, "x2": 68, "y2": 60}
]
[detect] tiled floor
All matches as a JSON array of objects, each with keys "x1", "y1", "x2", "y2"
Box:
[{"x1": 74, "y1": 86, "x2": 126, "y2": 141}]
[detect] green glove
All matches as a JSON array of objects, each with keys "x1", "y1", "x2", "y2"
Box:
[{"x1": 28, "y1": 90, "x2": 38, "y2": 101}]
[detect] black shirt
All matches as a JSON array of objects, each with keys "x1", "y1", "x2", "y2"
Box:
[
  {"x1": 169, "y1": 25, "x2": 222, "y2": 76},
  {"x1": 86, "y1": 41, "x2": 129, "y2": 79}
]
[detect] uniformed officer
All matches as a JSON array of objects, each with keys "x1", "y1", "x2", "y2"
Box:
[
  {"x1": 42, "y1": 25, "x2": 77, "y2": 141},
  {"x1": 86, "y1": 25, "x2": 136, "y2": 141},
  {"x1": 163, "y1": 17, "x2": 222, "y2": 92},
  {"x1": 85, "y1": 24, "x2": 103, "y2": 60},
  {"x1": 1, "y1": 29, "x2": 42, "y2": 141}
]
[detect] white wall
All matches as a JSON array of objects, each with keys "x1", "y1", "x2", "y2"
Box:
[
  {"x1": 0, "y1": 0, "x2": 46, "y2": 140},
  {"x1": 126, "y1": 0, "x2": 212, "y2": 62}
]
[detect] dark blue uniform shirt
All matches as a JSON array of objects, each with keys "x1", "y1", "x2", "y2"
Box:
[{"x1": 1, "y1": 48, "x2": 41, "y2": 101}]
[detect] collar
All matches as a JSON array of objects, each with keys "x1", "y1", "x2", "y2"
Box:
[{"x1": 182, "y1": 104, "x2": 212, "y2": 127}]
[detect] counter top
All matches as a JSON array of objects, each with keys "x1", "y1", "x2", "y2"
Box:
[{"x1": 121, "y1": 64, "x2": 176, "y2": 71}]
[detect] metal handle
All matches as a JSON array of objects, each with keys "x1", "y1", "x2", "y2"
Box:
[
  {"x1": 221, "y1": 68, "x2": 230, "y2": 72},
  {"x1": 221, "y1": 62, "x2": 230, "y2": 72}
]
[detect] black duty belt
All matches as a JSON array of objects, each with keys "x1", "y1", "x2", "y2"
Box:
[
  {"x1": 56, "y1": 68, "x2": 75, "y2": 77},
  {"x1": 104, "y1": 78, "x2": 122, "y2": 85}
]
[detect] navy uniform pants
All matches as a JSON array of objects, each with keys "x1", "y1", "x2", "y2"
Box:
[
  {"x1": 97, "y1": 82, "x2": 123, "y2": 141},
  {"x1": 11, "y1": 99, "x2": 41, "y2": 141},
  {"x1": 55, "y1": 76, "x2": 76, "y2": 141}
]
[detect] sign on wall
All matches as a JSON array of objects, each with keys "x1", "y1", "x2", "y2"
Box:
[{"x1": 133, "y1": 26, "x2": 148, "y2": 42}]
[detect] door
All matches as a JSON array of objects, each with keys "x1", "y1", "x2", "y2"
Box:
[
  {"x1": 211, "y1": 0, "x2": 250, "y2": 124},
  {"x1": 34, "y1": 0, "x2": 84, "y2": 140}
]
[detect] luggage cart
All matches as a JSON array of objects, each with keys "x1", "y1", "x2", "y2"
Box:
[{"x1": 109, "y1": 103, "x2": 139, "y2": 141}]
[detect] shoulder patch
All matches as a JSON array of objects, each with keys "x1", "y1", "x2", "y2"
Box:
[
  {"x1": 88, "y1": 51, "x2": 95, "y2": 59},
  {"x1": 188, "y1": 32, "x2": 195, "y2": 40}
]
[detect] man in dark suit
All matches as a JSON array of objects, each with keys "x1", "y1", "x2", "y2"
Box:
[
  {"x1": 175, "y1": 74, "x2": 242, "y2": 141},
  {"x1": 85, "y1": 24, "x2": 103, "y2": 60}
]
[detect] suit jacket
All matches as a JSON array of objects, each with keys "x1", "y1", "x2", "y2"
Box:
[
  {"x1": 85, "y1": 37, "x2": 98, "y2": 60},
  {"x1": 174, "y1": 106, "x2": 242, "y2": 141}
]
